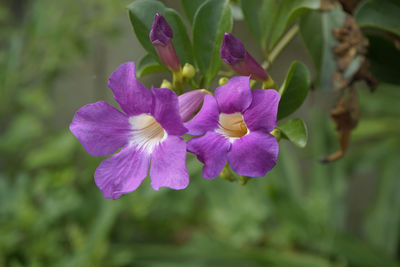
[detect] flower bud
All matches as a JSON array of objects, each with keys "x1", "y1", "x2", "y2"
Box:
[
  {"x1": 182, "y1": 63, "x2": 195, "y2": 79},
  {"x1": 220, "y1": 33, "x2": 269, "y2": 81},
  {"x1": 160, "y1": 79, "x2": 173, "y2": 90},
  {"x1": 218, "y1": 77, "x2": 229, "y2": 86},
  {"x1": 150, "y1": 13, "x2": 181, "y2": 72},
  {"x1": 178, "y1": 89, "x2": 210, "y2": 122}
]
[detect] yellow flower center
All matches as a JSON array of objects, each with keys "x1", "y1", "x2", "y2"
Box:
[{"x1": 216, "y1": 112, "x2": 248, "y2": 141}]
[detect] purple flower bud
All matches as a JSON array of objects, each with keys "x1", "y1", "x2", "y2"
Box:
[
  {"x1": 220, "y1": 33, "x2": 269, "y2": 81},
  {"x1": 150, "y1": 13, "x2": 180, "y2": 72},
  {"x1": 178, "y1": 89, "x2": 210, "y2": 122}
]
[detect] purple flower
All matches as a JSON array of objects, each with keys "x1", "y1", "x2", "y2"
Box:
[
  {"x1": 69, "y1": 62, "x2": 189, "y2": 199},
  {"x1": 220, "y1": 33, "x2": 269, "y2": 81},
  {"x1": 150, "y1": 13, "x2": 181, "y2": 72},
  {"x1": 187, "y1": 76, "x2": 280, "y2": 178}
]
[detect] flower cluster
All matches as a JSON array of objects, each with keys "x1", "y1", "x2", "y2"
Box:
[{"x1": 70, "y1": 13, "x2": 280, "y2": 199}]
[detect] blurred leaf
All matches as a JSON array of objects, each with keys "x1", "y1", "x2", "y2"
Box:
[
  {"x1": 24, "y1": 132, "x2": 76, "y2": 169},
  {"x1": 364, "y1": 157, "x2": 400, "y2": 257},
  {"x1": 180, "y1": 0, "x2": 205, "y2": 25},
  {"x1": 260, "y1": 0, "x2": 320, "y2": 50},
  {"x1": 355, "y1": 0, "x2": 400, "y2": 36},
  {"x1": 299, "y1": 7, "x2": 346, "y2": 90},
  {"x1": 277, "y1": 61, "x2": 310, "y2": 120},
  {"x1": 128, "y1": 0, "x2": 193, "y2": 65},
  {"x1": 367, "y1": 34, "x2": 400, "y2": 85},
  {"x1": 193, "y1": 0, "x2": 232, "y2": 86},
  {"x1": 136, "y1": 54, "x2": 168, "y2": 78},
  {"x1": 0, "y1": 114, "x2": 43, "y2": 151},
  {"x1": 278, "y1": 118, "x2": 308, "y2": 148}
]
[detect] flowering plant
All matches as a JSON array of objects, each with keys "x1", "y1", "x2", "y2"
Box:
[{"x1": 70, "y1": 1, "x2": 312, "y2": 198}]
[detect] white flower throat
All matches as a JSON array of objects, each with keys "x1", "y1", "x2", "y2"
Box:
[
  {"x1": 129, "y1": 114, "x2": 167, "y2": 154},
  {"x1": 216, "y1": 112, "x2": 249, "y2": 142}
]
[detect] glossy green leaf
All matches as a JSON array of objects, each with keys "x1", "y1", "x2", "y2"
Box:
[
  {"x1": 277, "y1": 61, "x2": 310, "y2": 120},
  {"x1": 193, "y1": 0, "x2": 232, "y2": 87},
  {"x1": 260, "y1": 0, "x2": 320, "y2": 50},
  {"x1": 180, "y1": 0, "x2": 205, "y2": 25},
  {"x1": 355, "y1": 0, "x2": 400, "y2": 36},
  {"x1": 128, "y1": 0, "x2": 193, "y2": 65},
  {"x1": 299, "y1": 7, "x2": 346, "y2": 91},
  {"x1": 278, "y1": 118, "x2": 308, "y2": 148},
  {"x1": 136, "y1": 54, "x2": 168, "y2": 78}
]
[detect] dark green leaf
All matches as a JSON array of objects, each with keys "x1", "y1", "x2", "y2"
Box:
[
  {"x1": 136, "y1": 54, "x2": 168, "y2": 77},
  {"x1": 277, "y1": 61, "x2": 310, "y2": 120},
  {"x1": 299, "y1": 7, "x2": 346, "y2": 91},
  {"x1": 261, "y1": 0, "x2": 320, "y2": 50},
  {"x1": 367, "y1": 34, "x2": 400, "y2": 84},
  {"x1": 193, "y1": 0, "x2": 232, "y2": 87},
  {"x1": 180, "y1": 0, "x2": 205, "y2": 25},
  {"x1": 278, "y1": 118, "x2": 308, "y2": 148},
  {"x1": 355, "y1": 0, "x2": 400, "y2": 36},
  {"x1": 128, "y1": 0, "x2": 193, "y2": 65}
]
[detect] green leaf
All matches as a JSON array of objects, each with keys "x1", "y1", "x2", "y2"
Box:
[
  {"x1": 367, "y1": 34, "x2": 400, "y2": 85},
  {"x1": 180, "y1": 0, "x2": 205, "y2": 25},
  {"x1": 260, "y1": 0, "x2": 320, "y2": 50},
  {"x1": 278, "y1": 118, "x2": 308, "y2": 148},
  {"x1": 299, "y1": 7, "x2": 346, "y2": 91},
  {"x1": 136, "y1": 54, "x2": 168, "y2": 78},
  {"x1": 355, "y1": 0, "x2": 400, "y2": 36},
  {"x1": 277, "y1": 61, "x2": 310, "y2": 120},
  {"x1": 240, "y1": 0, "x2": 263, "y2": 42},
  {"x1": 128, "y1": 0, "x2": 193, "y2": 65},
  {"x1": 193, "y1": 0, "x2": 232, "y2": 87}
]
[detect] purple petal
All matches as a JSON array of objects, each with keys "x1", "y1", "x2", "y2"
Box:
[
  {"x1": 228, "y1": 132, "x2": 278, "y2": 177},
  {"x1": 150, "y1": 13, "x2": 173, "y2": 46},
  {"x1": 70, "y1": 101, "x2": 130, "y2": 156},
  {"x1": 185, "y1": 94, "x2": 219, "y2": 135},
  {"x1": 215, "y1": 76, "x2": 252, "y2": 113},
  {"x1": 220, "y1": 33, "x2": 246, "y2": 65},
  {"x1": 94, "y1": 145, "x2": 150, "y2": 199},
  {"x1": 244, "y1": 89, "x2": 280, "y2": 132},
  {"x1": 187, "y1": 132, "x2": 231, "y2": 179},
  {"x1": 178, "y1": 89, "x2": 209, "y2": 122},
  {"x1": 108, "y1": 62, "x2": 152, "y2": 116},
  {"x1": 150, "y1": 136, "x2": 189, "y2": 190},
  {"x1": 151, "y1": 88, "x2": 187, "y2": 136}
]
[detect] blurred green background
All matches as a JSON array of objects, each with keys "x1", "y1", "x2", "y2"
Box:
[{"x1": 1, "y1": 0, "x2": 400, "y2": 266}]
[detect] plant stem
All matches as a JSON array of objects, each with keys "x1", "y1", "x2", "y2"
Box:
[{"x1": 263, "y1": 24, "x2": 300, "y2": 69}]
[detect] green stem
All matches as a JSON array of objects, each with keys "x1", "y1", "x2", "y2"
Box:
[{"x1": 262, "y1": 24, "x2": 299, "y2": 70}]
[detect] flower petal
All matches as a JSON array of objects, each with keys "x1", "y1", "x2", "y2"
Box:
[
  {"x1": 150, "y1": 136, "x2": 189, "y2": 190},
  {"x1": 214, "y1": 76, "x2": 252, "y2": 113},
  {"x1": 151, "y1": 88, "x2": 187, "y2": 136},
  {"x1": 185, "y1": 94, "x2": 219, "y2": 135},
  {"x1": 178, "y1": 89, "x2": 209, "y2": 122},
  {"x1": 70, "y1": 101, "x2": 130, "y2": 156},
  {"x1": 108, "y1": 62, "x2": 152, "y2": 116},
  {"x1": 187, "y1": 132, "x2": 231, "y2": 179},
  {"x1": 244, "y1": 89, "x2": 280, "y2": 132},
  {"x1": 228, "y1": 132, "x2": 278, "y2": 177},
  {"x1": 94, "y1": 145, "x2": 150, "y2": 199}
]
